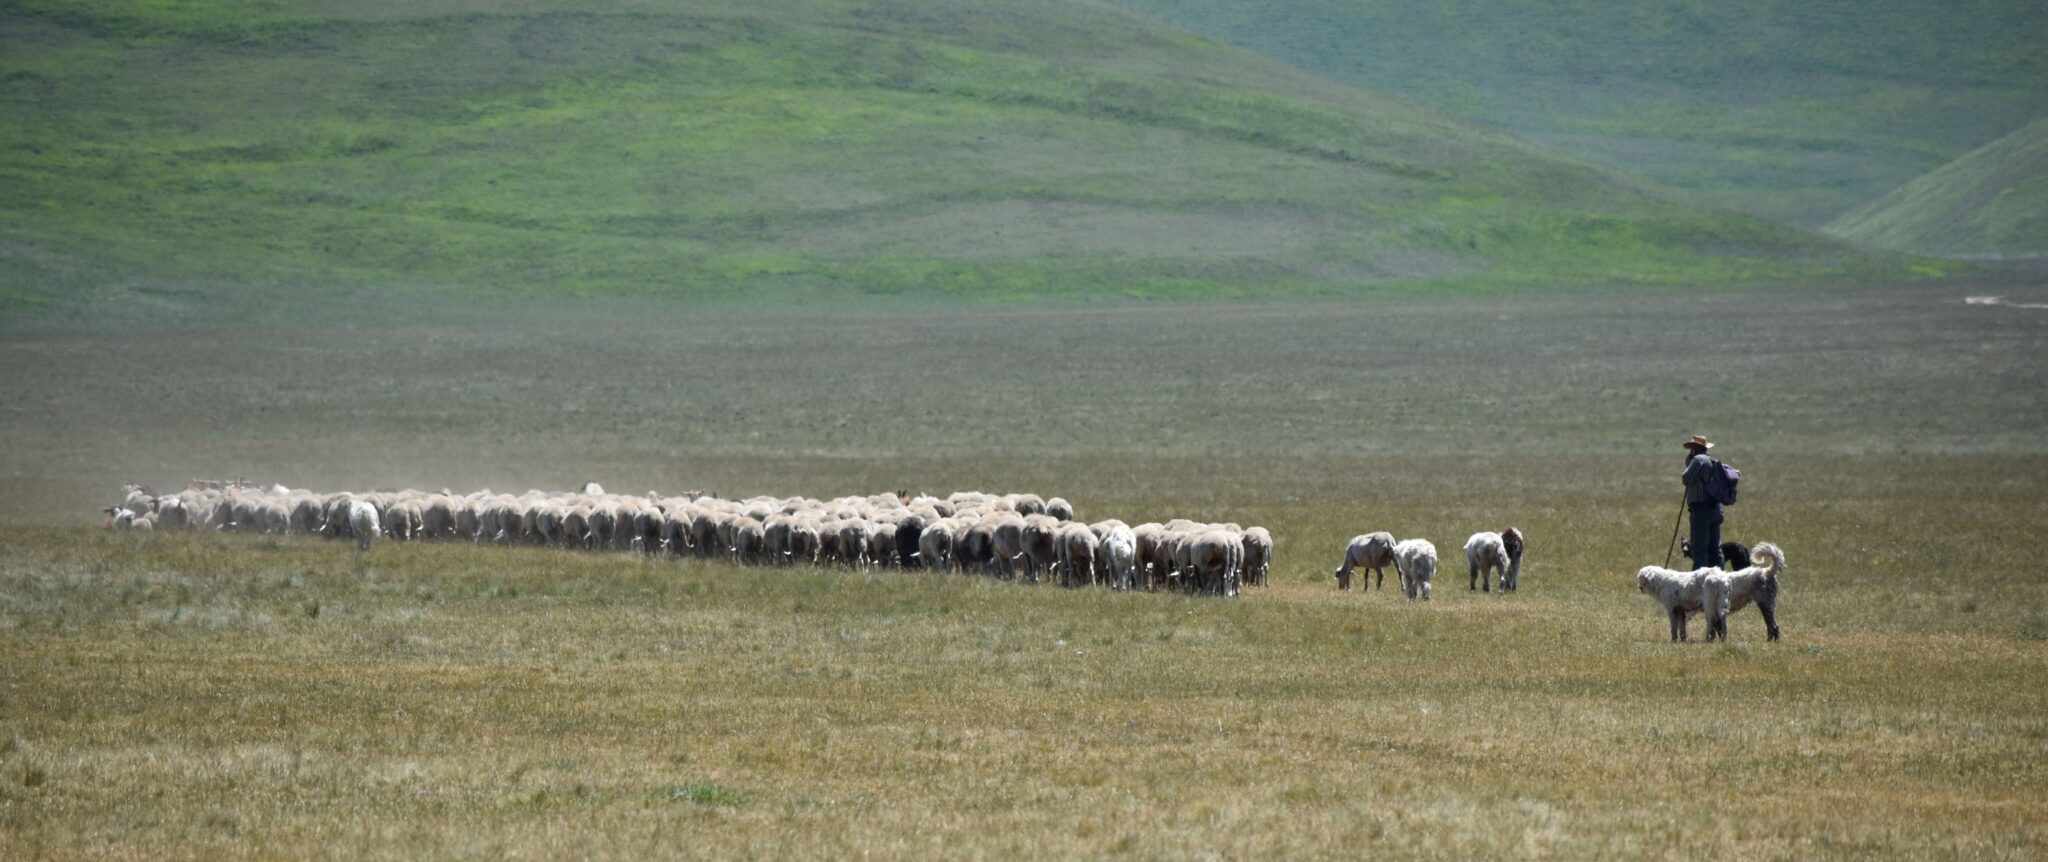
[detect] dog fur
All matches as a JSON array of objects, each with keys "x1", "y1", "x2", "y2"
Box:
[{"x1": 1702, "y1": 542, "x2": 1785, "y2": 641}]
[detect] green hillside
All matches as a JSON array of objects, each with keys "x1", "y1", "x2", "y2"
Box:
[
  {"x1": 0, "y1": 0, "x2": 1901, "y2": 320},
  {"x1": 1106, "y1": 0, "x2": 2048, "y2": 227},
  {"x1": 1828, "y1": 118, "x2": 2048, "y2": 258}
]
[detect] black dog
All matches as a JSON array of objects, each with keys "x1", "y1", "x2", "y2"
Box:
[{"x1": 1680, "y1": 538, "x2": 1752, "y2": 570}]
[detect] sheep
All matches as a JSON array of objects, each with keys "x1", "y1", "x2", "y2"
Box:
[
  {"x1": 918, "y1": 518, "x2": 957, "y2": 572},
  {"x1": 155, "y1": 496, "x2": 189, "y2": 530},
  {"x1": 1132, "y1": 523, "x2": 1169, "y2": 590},
  {"x1": 387, "y1": 501, "x2": 423, "y2": 542},
  {"x1": 1500, "y1": 527, "x2": 1525, "y2": 591},
  {"x1": 731, "y1": 519, "x2": 767, "y2": 565},
  {"x1": 1636, "y1": 564, "x2": 1708, "y2": 642},
  {"x1": 101, "y1": 481, "x2": 1266, "y2": 602},
  {"x1": 1241, "y1": 527, "x2": 1273, "y2": 588},
  {"x1": 1464, "y1": 532, "x2": 1510, "y2": 593},
  {"x1": 1054, "y1": 521, "x2": 1099, "y2": 588},
  {"x1": 421, "y1": 496, "x2": 458, "y2": 539},
  {"x1": 893, "y1": 514, "x2": 927, "y2": 569},
  {"x1": 989, "y1": 515, "x2": 1027, "y2": 581},
  {"x1": 1703, "y1": 542, "x2": 1785, "y2": 642},
  {"x1": 1391, "y1": 538, "x2": 1437, "y2": 601},
  {"x1": 1021, "y1": 514, "x2": 1062, "y2": 583},
  {"x1": 1332, "y1": 532, "x2": 1395, "y2": 591},
  {"x1": 1188, "y1": 529, "x2": 1244, "y2": 596}
]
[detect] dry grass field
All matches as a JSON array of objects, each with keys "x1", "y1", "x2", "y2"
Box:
[{"x1": 2, "y1": 279, "x2": 2046, "y2": 858}]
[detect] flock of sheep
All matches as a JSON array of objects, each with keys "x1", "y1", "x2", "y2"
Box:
[
  {"x1": 1331, "y1": 528, "x2": 1526, "y2": 600},
  {"x1": 104, "y1": 481, "x2": 1784, "y2": 638},
  {"x1": 103, "y1": 481, "x2": 1272, "y2": 596}
]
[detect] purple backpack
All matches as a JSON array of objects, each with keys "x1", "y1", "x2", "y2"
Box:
[{"x1": 1704, "y1": 459, "x2": 1741, "y2": 505}]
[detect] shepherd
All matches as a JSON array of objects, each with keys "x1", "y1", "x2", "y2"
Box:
[{"x1": 1680, "y1": 435, "x2": 1727, "y2": 568}]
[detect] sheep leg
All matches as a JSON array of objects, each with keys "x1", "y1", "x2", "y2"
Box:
[
  {"x1": 1668, "y1": 607, "x2": 1685, "y2": 642},
  {"x1": 1469, "y1": 559, "x2": 1479, "y2": 591}
]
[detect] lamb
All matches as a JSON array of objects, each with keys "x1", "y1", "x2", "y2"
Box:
[
  {"x1": 1391, "y1": 538, "x2": 1437, "y2": 601},
  {"x1": 1636, "y1": 564, "x2": 1708, "y2": 642},
  {"x1": 1702, "y1": 542, "x2": 1785, "y2": 642},
  {"x1": 1332, "y1": 532, "x2": 1396, "y2": 591}
]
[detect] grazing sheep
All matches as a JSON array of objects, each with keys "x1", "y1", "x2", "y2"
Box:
[
  {"x1": 1391, "y1": 538, "x2": 1437, "y2": 601},
  {"x1": 918, "y1": 518, "x2": 957, "y2": 572},
  {"x1": 989, "y1": 515, "x2": 1027, "y2": 581},
  {"x1": 421, "y1": 496, "x2": 458, "y2": 539},
  {"x1": 102, "y1": 482, "x2": 1262, "y2": 603},
  {"x1": 731, "y1": 519, "x2": 767, "y2": 564},
  {"x1": 155, "y1": 497, "x2": 189, "y2": 530},
  {"x1": 387, "y1": 501, "x2": 423, "y2": 542},
  {"x1": 1332, "y1": 532, "x2": 1396, "y2": 591},
  {"x1": 958, "y1": 518, "x2": 999, "y2": 575},
  {"x1": 1054, "y1": 521, "x2": 1099, "y2": 588},
  {"x1": 1188, "y1": 530, "x2": 1244, "y2": 596},
  {"x1": 1703, "y1": 542, "x2": 1785, "y2": 642},
  {"x1": 1241, "y1": 527, "x2": 1273, "y2": 588},
  {"x1": 894, "y1": 514, "x2": 927, "y2": 569},
  {"x1": 1464, "y1": 532, "x2": 1510, "y2": 593},
  {"x1": 1500, "y1": 527, "x2": 1525, "y2": 591},
  {"x1": 1021, "y1": 514, "x2": 1062, "y2": 583},
  {"x1": 1132, "y1": 523, "x2": 1169, "y2": 590},
  {"x1": 1636, "y1": 565, "x2": 1708, "y2": 642}
]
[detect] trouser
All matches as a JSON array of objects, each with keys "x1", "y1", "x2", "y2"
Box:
[{"x1": 1689, "y1": 502, "x2": 1724, "y2": 568}]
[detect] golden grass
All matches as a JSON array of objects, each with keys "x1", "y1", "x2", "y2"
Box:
[
  {"x1": 3, "y1": 282, "x2": 2046, "y2": 856},
  {"x1": 2, "y1": 455, "x2": 2043, "y2": 860}
]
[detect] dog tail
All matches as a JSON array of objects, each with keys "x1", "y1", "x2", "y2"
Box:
[{"x1": 1750, "y1": 542, "x2": 1785, "y2": 578}]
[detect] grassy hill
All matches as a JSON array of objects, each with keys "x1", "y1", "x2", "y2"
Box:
[
  {"x1": 1106, "y1": 0, "x2": 2048, "y2": 227},
  {"x1": 1828, "y1": 117, "x2": 2048, "y2": 258},
  {"x1": 0, "y1": 0, "x2": 1906, "y2": 321}
]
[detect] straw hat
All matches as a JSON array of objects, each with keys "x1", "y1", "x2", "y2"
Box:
[{"x1": 1682, "y1": 435, "x2": 1713, "y2": 450}]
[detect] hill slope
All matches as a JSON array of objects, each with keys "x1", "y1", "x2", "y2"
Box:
[
  {"x1": 1105, "y1": 0, "x2": 2048, "y2": 227},
  {"x1": 1828, "y1": 118, "x2": 2048, "y2": 258},
  {"x1": 0, "y1": 0, "x2": 1896, "y2": 320}
]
